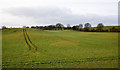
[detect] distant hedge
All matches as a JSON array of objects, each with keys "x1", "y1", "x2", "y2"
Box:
[{"x1": 79, "y1": 26, "x2": 120, "y2": 32}]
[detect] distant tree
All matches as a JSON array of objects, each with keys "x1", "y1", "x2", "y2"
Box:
[
  {"x1": 43, "y1": 26, "x2": 48, "y2": 30},
  {"x1": 79, "y1": 24, "x2": 83, "y2": 31},
  {"x1": 67, "y1": 24, "x2": 71, "y2": 28},
  {"x1": 89, "y1": 28, "x2": 96, "y2": 32},
  {"x1": 64, "y1": 27, "x2": 67, "y2": 30},
  {"x1": 110, "y1": 27, "x2": 117, "y2": 32},
  {"x1": 117, "y1": 26, "x2": 120, "y2": 32},
  {"x1": 2, "y1": 26, "x2": 6, "y2": 29},
  {"x1": 56, "y1": 23, "x2": 64, "y2": 30},
  {"x1": 26, "y1": 26, "x2": 29, "y2": 28},
  {"x1": 31, "y1": 26, "x2": 36, "y2": 28},
  {"x1": 48, "y1": 25, "x2": 56, "y2": 30},
  {"x1": 36, "y1": 26, "x2": 42, "y2": 29},
  {"x1": 72, "y1": 25, "x2": 79, "y2": 30},
  {"x1": 67, "y1": 24, "x2": 71, "y2": 29},
  {"x1": 84, "y1": 23, "x2": 91, "y2": 31},
  {"x1": 72, "y1": 26, "x2": 76, "y2": 30},
  {"x1": 96, "y1": 23, "x2": 104, "y2": 32},
  {"x1": 105, "y1": 29, "x2": 109, "y2": 32},
  {"x1": 39, "y1": 26, "x2": 44, "y2": 29},
  {"x1": 79, "y1": 24, "x2": 83, "y2": 28}
]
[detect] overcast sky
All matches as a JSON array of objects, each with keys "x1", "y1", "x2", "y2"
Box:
[{"x1": 0, "y1": 0, "x2": 119, "y2": 28}]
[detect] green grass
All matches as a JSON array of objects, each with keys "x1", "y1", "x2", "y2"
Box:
[{"x1": 2, "y1": 28, "x2": 118, "y2": 68}]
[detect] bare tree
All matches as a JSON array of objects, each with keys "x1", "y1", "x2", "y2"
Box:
[
  {"x1": 67, "y1": 24, "x2": 71, "y2": 29},
  {"x1": 56, "y1": 23, "x2": 64, "y2": 30},
  {"x1": 2, "y1": 26, "x2": 7, "y2": 30},
  {"x1": 79, "y1": 24, "x2": 83, "y2": 28},
  {"x1": 67, "y1": 24, "x2": 71, "y2": 27}
]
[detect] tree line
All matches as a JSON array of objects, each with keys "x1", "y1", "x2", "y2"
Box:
[
  {"x1": 2, "y1": 23, "x2": 120, "y2": 32},
  {"x1": 72, "y1": 23, "x2": 120, "y2": 32},
  {"x1": 30, "y1": 23, "x2": 120, "y2": 32}
]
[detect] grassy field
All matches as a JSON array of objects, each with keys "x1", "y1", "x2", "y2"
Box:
[{"x1": 2, "y1": 28, "x2": 118, "y2": 68}]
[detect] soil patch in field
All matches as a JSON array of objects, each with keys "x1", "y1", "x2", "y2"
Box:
[{"x1": 50, "y1": 40, "x2": 78, "y2": 46}]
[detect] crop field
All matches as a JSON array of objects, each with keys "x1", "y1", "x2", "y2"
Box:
[{"x1": 2, "y1": 28, "x2": 118, "y2": 68}]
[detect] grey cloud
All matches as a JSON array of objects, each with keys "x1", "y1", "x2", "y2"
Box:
[
  {"x1": 5, "y1": 7, "x2": 72, "y2": 18},
  {"x1": 3, "y1": 7, "x2": 117, "y2": 27}
]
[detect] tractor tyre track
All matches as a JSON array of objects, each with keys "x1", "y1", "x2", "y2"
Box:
[
  {"x1": 24, "y1": 29, "x2": 38, "y2": 51},
  {"x1": 23, "y1": 28, "x2": 46, "y2": 52},
  {"x1": 23, "y1": 29, "x2": 32, "y2": 50}
]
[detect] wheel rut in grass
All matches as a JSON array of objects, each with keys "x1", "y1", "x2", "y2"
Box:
[
  {"x1": 23, "y1": 29, "x2": 32, "y2": 50},
  {"x1": 23, "y1": 29, "x2": 38, "y2": 51},
  {"x1": 23, "y1": 28, "x2": 47, "y2": 53}
]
